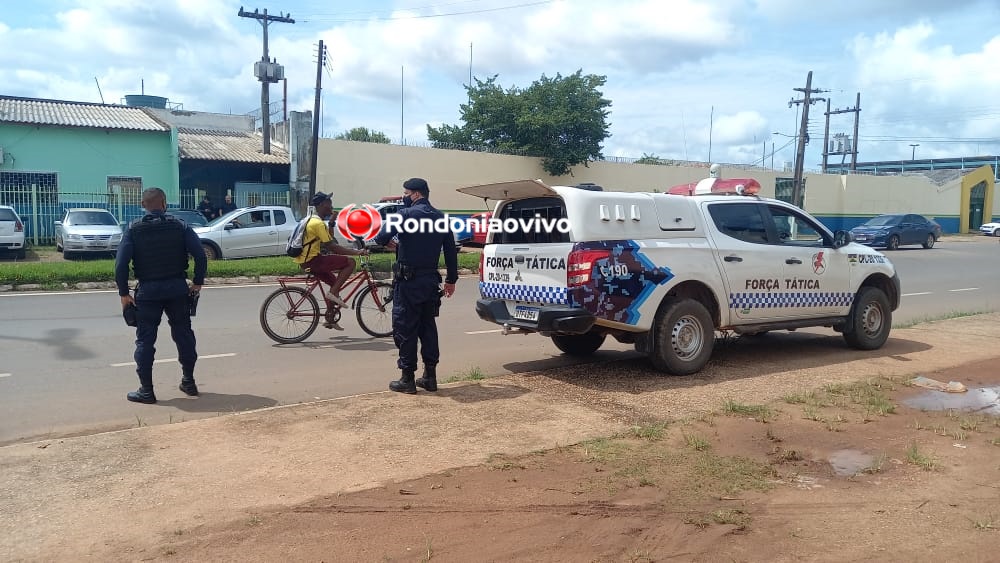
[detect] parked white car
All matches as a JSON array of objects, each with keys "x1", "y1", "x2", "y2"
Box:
[
  {"x1": 979, "y1": 222, "x2": 1000, "y2": 236},
  {"x1": 0, "y1": 204, "x2": 27, "y2": 259},
  {"x1": 55, "y1": 208, "x2": 123, "y2": 259},
  {"x1": 193, "y1": 205, "x2": 299, "y2": 259}
]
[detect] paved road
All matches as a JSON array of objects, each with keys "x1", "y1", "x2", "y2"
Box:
[{"x1": 1, "y1": 237, "x2": 997, "y2": 444}]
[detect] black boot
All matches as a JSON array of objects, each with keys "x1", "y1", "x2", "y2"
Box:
[
  {"x1": 179, "y1": 374, "x2": 199, "y2": 396},
  {"x1": 415, "y1": 365, "x2": 437, "y2": 392},
  {"x1": 127, "y1": 386, "x2": 157, "y2": 404},
  {"x1": 389, "y1": 370, "x2": 417, "y2": 394}
]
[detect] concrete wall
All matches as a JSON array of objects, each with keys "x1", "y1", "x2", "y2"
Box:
[
  {"x1": 0, "y1": 122, "x2": 178, "y2": 201},
  {"x1": 314, "y1": 140, "x2": 999, "y2": 232}
]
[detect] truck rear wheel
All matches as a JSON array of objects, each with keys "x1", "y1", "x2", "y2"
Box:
[
  {"x1": 551, "y1": 332, "x2": 606, "y2": 356},
  {"x1": 649, "y1": 298, "x2": 715, "y2": 375},
  {"x1": 843, "y1": 286, "x2": 892, "y2": 350}
]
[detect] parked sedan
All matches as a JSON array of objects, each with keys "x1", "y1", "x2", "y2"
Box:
[
  {"x1": 193, "y1": 205, "x2": 298, "y2": 259},
  {"x1": 850, "y1": 213, "x2": 941, "y2": 250},
  {"x1": 55, "y1": 208, "x2": 123, "y2": 259},
  {"x1": 0, "y1": 204, "x2": 27, "y2": 259},
  {"x1": 979, "y1": 221, "x2": 1000, "y2": 236}
]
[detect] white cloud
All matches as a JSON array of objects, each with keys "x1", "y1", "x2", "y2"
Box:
[{"x1": 5, "y1": 0, "x2": 1000, "y2": 165}]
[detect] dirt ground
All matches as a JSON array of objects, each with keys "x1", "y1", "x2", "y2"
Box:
[
  {"x1": 2, "y1": 315, "x2": 999, "y2": 563},
  {"x1": 129, "y1": 359, "x2": 1000, "y2": 563}
]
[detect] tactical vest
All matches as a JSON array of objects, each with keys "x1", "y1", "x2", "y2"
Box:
[{"x1": 130, "y1": 214, "x2": 189, "y2": 281}]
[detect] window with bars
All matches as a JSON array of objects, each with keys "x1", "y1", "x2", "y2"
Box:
[
  {"x1": 107, "y1": 176, "x2": 143, "y2": 206},
  {"x1": 0, "y1": 171, "x2": 59, "y2": 206}
]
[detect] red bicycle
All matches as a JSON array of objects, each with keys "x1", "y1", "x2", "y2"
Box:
[{"x1": 259, "y1": 253, "x2": 394, "y2": 343}]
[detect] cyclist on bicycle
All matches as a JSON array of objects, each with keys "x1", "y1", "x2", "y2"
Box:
[{"x1": 294, "y1": 192, "x2": 369, "y2": 330}]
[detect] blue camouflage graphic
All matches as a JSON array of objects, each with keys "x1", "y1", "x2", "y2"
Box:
[{"x1": 568, "y1": 240, "x2": 674, "y2": 325}]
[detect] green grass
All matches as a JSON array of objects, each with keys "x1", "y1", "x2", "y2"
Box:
[
  {"x1": 0, "y1": 249, "x2": 481, "y2": 287},
  {"x1": 905, "y1": 443, "x2": 938, "y2": 471},
  {"x1": 722, "y1": 400, "x2": 774, "y2": 422},
  {"x1": 628, "y1": 421, "x2": 669, "y2": 441},
  {"x1": 683, "y1": 433, "x2": 711, "y2": 451},
  {"x1": 444, "y1": 365, "x2": 486, "y2": 383}
]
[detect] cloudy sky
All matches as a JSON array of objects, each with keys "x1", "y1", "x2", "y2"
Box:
[{"x1": 4, "y1": 0, "x2": 1000, "y2": 172}]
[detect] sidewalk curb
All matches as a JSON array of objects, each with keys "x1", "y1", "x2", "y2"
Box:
[{"x1": 0, "y1": 269, "x2": 480, "y2": 293}]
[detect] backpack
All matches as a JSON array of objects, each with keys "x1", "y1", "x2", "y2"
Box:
[{"x1": 286, "y1": 213, "x2": 316, "y2": 257}]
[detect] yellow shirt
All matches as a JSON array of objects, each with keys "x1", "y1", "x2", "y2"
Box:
[{"x1": 293, "y1": 216, "x2": 332, "y2": 264}]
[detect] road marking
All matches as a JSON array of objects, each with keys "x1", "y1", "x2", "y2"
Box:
[
  {"x1": 948, "y1": 287, "x2": 979, "y2": 292},
  {"x1": 466, "y1": 329, "x2": 503, "y2": 334},
  {"x1": 902, "y1": 292, "x2": 932, "y2": 297},
  {"x1": 0, "y1": 373, "x2": 11, "y2": 378},
  {"x1": 111, "y1": 353, "x2": 237, "y2": 367}
]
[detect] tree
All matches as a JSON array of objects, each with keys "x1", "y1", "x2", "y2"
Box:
[
  {"x1": 635, "y1": 153, "x2": 666, "y2": 165},
  {"x1": 427, "y1": 70, "x2": 612, "y2": 176},
  {"x1": 335, "y1": 127, "x2": 391, "y2": 144}
]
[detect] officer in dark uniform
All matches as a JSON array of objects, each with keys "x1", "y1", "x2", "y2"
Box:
[
  {"x1": 373, "y1": 178, "x2": 458, "y2": 394},
  {"x1": 115, "y1": 187, "x2": 208, "y2": 404}
]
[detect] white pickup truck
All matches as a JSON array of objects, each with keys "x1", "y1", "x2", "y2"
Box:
[{"x1": 459, "y1": 179, "x2": 901, "y2": 376}]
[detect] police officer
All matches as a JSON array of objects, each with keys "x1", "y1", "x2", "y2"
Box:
[
  {"x1": 115, "y1": 187, "x2": 208, "y2": 404},
  {"x1": 373, "y1": 178, "x2": 458, "y2": 394}
]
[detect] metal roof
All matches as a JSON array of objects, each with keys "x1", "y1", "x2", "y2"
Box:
[
  {"x1": 177, "y1": 128, "x2": 289, "y2": 164},
  {"x1": 0, "y1": 96, "x2": 169, "y2": 131}
]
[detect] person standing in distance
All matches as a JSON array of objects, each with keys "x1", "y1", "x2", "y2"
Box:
[
  {"x1": 373, "y1": 178, "x2": 458, "y2": 394},
  {"x1": 218, "y1": 193, "x2": 237, "y2": 217},
  {"x1": 115, "y1": 187, "x2": 208, "y2": 404}
]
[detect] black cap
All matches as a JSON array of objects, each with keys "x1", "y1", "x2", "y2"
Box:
[
  {"x1": 310, "y1": 192, "x2": 332, "y2": 206},
  {"x1": 403, "y1": 177, "x2": 429, "y2": 195}
]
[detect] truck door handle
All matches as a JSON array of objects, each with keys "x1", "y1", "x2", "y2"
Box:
[
  {"x1": 514, "y1": 255, "x2": 525, "y2": 263},
  {"x1": 785, "y1": 258, "x2": 802, "y2": 264},
  {"x1": 724, "y1": 255, "x2": 742, "y2": 262}
]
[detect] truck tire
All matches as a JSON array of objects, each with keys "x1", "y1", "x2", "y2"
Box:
[
  {"x1": 649, "y1": 298, "x2": 715, "y2": 375},
  {"x1": 842, "y1": 286, "x2": 892, "y2": 350},
  {"x1": 551, "y1": 332, "x2": 605, "y2": 356}
]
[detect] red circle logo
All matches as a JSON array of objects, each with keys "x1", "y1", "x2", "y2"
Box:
[{"x1": 336, "y1": 204, "x2": 383, "y2": 241}]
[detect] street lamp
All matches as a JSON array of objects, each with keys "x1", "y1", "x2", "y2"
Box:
[{"x1": 909, "y1": 143, "x2": 919, "y2": 160}]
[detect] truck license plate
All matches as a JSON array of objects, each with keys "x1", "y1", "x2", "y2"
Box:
[{"x1": 513, "y1": 305, "x2": 539, "y2": 321}]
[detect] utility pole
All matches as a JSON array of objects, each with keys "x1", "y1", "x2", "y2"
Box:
[
  {"x1": 788, "y1": 71, "x2": 827, "y2": 208},
  {"x1": 309, "y1": 40, "x2": 327, "y2": 201},
  {"x1": 238, "y1": 7, "x2": 294, "y2": 156},
  {"x1": 851, "y1": 92, "x2": 861, "y2": 170},
  {"x1": 821, "y1": 92, "x2": 861, "y2": 173}
]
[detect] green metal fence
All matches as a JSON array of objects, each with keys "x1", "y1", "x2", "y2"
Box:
[{"x1": 0, "y1": 185, "x2": 290, "y2": 246}]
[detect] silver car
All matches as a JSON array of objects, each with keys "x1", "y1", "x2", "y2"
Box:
[
  {"x1": 193, "y1": 205, "x2": 298, "y2": 259},
  {"x1": 55, "y1": 208, "x2": 123, "y2": 259},
  {"x1": 0, "y1": 204, "x2": 27, "y2": 259}
]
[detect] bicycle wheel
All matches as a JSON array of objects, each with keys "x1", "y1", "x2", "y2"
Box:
[
  {"x1": 355, "y1": 281, "x2": 394, "y2": 338},
  {"x1": 260, "y1": 287, "x2": 320, "y2": 344}
]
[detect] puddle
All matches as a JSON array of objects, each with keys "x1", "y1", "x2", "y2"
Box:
[
  {"x1": 828, "y1": 449, "x2": 875, "y2": 476},
  {"x1": 901, "y1": 386, "x2": 1000, "y2": 415}
]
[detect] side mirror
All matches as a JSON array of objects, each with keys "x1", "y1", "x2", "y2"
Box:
[
  {"x1": 54, "y1": 221, "x2": 62, "y2": 226},
  {"x1": 833, "y1": 230, "x2": 854, "y2": 248},
  {"x1": 224, "y1": 222, "x2": 235, "y2": 231}
]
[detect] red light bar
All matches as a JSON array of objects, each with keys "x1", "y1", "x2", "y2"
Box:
[{"x1": 666, "y1": 178, "x2": 761, "y2": 196}]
